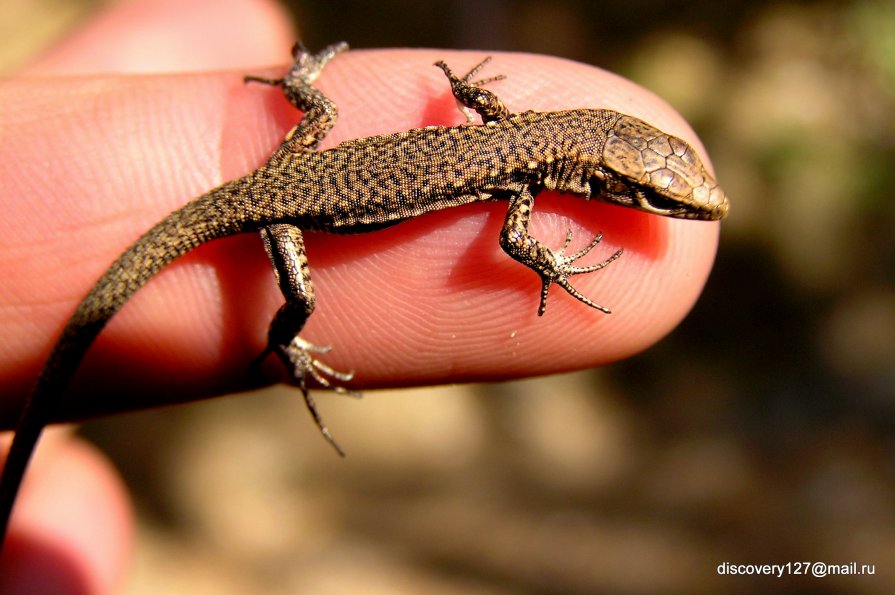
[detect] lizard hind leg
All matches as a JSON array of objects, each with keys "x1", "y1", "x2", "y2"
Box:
[
  {"x1": 245, "y1": 41, "x2": 348, "y2": 155},
  {"x1": 434, "y1": 56, "x2": 509, "y2": 123},
  {"x1": 258, "y1": 224, "x2": 357, "y2": 457}
]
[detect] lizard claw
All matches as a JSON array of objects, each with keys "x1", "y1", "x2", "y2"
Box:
[
  {"x1": 295, "y1": 384, "x2": 347, "y2": 457},
  {"x1": 537, "y1": 230, "x2": 623, "y2": 316},
  {"x1": 260, "y1": 336, "x2": 358, "y2": 457}
]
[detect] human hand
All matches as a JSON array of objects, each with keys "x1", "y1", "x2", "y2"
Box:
[{"x1": 0, "y1": 0, "x2": 720, "y2": 591}]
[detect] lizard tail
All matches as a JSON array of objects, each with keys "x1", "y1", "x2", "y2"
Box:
[{"x1": 0, "y1": 176, "x2": 262, "y2": 551}]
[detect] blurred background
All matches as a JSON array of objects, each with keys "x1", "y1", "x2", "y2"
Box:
[{"x1": 3, "y1": 0, "x2": 894, "y2": 593}]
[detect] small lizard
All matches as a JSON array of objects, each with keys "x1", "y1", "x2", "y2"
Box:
[{"x1": 0, "y1": 42, "x2": 728, "y2": 550}]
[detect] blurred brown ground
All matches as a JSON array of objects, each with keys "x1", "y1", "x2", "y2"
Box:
[{"x1": 3, "y1": 1, "x2": 894, "y2": 593}]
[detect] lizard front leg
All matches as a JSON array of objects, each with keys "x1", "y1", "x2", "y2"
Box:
[
  {"x1": 500, "y1": 187, "x2": 623, "y2": 316},
  {"x1": 257, "y1": 224, "x2": 354, "y2": 456},
  {"x1": 438, "y1": 58, "x2": 624, "y2": 314}
]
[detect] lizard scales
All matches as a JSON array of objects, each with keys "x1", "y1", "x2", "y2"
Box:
[
  {"x1": 0, "y1": 43, "x2": 728, "y2": 551},
  {"x1": 252, "y1": 109, "x2": 724, "y2": 229}
]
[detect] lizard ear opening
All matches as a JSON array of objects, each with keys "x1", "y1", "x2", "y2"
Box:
[{"x1": 589, "y1": 176, "x2": 636, "y2": 209}]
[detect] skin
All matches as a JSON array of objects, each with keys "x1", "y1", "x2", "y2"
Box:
[{"x1": 0, "y1": 0, "x2": 720, "y2": 591}]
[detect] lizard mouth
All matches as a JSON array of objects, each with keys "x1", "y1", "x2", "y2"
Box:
[
  {"x1": 590, "y1": 179, "x2": 689, "y2": 218},
  {"x1": 638, "y1": 189, "x2": 689, "y2": 217}
]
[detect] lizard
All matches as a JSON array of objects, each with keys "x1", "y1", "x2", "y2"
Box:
[{"x1": 0, "y1": 42, "x2": 728, "y2": 551}]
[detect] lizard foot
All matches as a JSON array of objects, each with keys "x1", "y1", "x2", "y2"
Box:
[
  {"x1": 244, "y1": 41, "x2": 348, "y2": 87},
  {"x1": 434, "y1": 56, "x2": 508, "y2": 123},
  {"x1": 537, "y1": 229, "x2": 624, "y2": 316},
  {"x1": 279, "y1": 336, "x2": 357, "y2": 393},
  {"x1": 266, "y1": 336, "x2": 358, "y2": 457}
]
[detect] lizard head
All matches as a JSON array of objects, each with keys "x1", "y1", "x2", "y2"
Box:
[{"x1": 591, "y1": 115, "x2": 729, "y2": 221}]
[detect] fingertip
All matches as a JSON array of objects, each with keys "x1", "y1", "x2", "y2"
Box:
[{"x1": 0, "y1": 431, "x2": 132, "y2": 595}]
